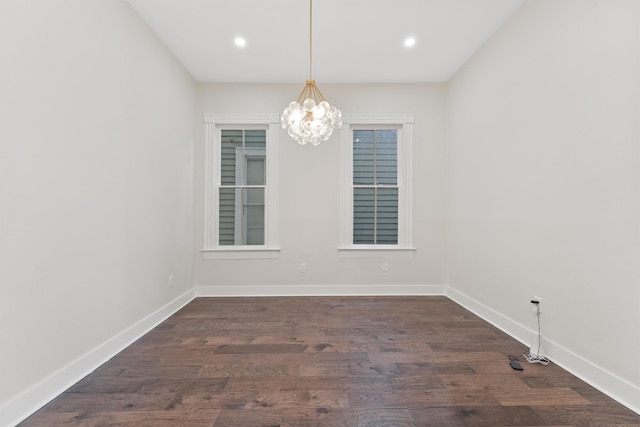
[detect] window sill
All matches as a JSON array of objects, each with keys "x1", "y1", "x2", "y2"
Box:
[
  {"x1": 338, "y1": 247, "x2": 416, "y2": 259},
  {"x1": 202, "y1": 248, "x2": 280, "y2": 260}
]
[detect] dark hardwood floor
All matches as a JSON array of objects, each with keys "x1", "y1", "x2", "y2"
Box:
[{"x1": 19, "y1": 296, "x2": 640, "y2": 426}]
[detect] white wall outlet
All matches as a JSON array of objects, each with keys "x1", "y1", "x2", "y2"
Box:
[
  {"x1": 168, "y1": 274, "x2": 174, "y2": 288},
  {"x1": 381, "y1": 262, "x2": 389, "y2": 272},
  {"x1": 300, "y1": 263, "x2": 307, "y2": 273}
]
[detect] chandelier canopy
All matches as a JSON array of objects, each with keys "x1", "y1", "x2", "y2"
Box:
[{"x1": 281, "y1": 0, "x2": 341, "y2": 146}]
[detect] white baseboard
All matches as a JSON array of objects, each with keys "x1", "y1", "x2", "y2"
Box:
[
  {"x1": 4, "y1": 284, "x2": 638, "y2": 425},
  {"x1": 543, "y1": 336, "x2": 640, "y2": 415},
  {"x1": 196, "y1": 283, "x2": 447, "y2": 297},
  {"x1": 0, "y1": 289, "x2": 196, "y2": 427},
  {"x1": 445, "y1": 287, "x2": 533, "y2": 347},
  {"x1": 446, "y1": 286, "x2": 640, "y2": 416}
]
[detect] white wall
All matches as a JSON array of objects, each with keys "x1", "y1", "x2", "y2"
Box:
[
  {"x1": 2, "y1": 0, "x2": 638, "y2": 422},
  {"x1": 195, "y1": 83, "x2": 447, "y2": 295},
  {"x1": 446, "y1": 0, "x2": 640, "y2": 411},
  {"x1": 0, "y1": 1, "x2": 196, "y2": 424}
]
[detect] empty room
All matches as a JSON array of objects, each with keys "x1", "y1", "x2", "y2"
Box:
[{"x1": 1, "y1": 0, "x2": 639, "y2": 425}]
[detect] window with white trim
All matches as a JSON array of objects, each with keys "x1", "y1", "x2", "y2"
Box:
[
  {"x1": 203, "y1": 114, "x2": 279, "y2": 259},
  {"x1": 339, "y1": 114, "x2": 414, "y2": 256}
]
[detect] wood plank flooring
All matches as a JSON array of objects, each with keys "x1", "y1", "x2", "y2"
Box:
[{"x1": 19, "y1": 296, "x2": 640, "y2": 426}]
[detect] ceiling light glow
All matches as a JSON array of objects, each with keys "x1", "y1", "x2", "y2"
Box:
[
  {"x1": 404, "y1": 37, "x2": 416, "y2": 47},
  {"x1": 234, "y1": 37, "x2": 246, "y2": 47}
]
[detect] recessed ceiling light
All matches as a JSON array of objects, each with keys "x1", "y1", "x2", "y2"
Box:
[
  {"x1": 404, "y1": 37, "x2": 416, "y2": 48},
  {"x1": 234, "y1": 37, "x2": 246, "y2": 47}
]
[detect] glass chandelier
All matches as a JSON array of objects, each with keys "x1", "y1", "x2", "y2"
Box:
[{"x1": 281, "y1": 0, "x2": 341, "y2": 146}]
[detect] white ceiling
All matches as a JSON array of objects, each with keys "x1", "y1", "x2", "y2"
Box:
[{"x1": 127, "y1": 0, "x2": 526, "y2": 83}]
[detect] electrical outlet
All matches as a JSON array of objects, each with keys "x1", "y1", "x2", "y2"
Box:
[
  {"x1": 531, "y1": 296, "x2": 542, "y2": 314},
  {"x1": 168, "y1": 274, "x2": 175, "y2": 288},
  {"x1": 300, "y1": 263, "x2": 307, "y2": 273},
  {"x1": 381, "y1": 263, "x2": 389, "y2": 273}
]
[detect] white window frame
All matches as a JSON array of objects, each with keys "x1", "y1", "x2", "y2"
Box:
[
  {"x1": 202, "y1": 113, "x2": 280, "y2": 260},
  {"x1": 339, "y1": 114, "x2": 415, "y2": 258}
]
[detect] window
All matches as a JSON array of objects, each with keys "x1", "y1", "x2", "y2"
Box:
[
  {"x1": 353, "y1": 129, "x2": 399, "y2": 244},
  {"x1": 203, "y1": 114, "x2": 279, "y2": 259},
  {"x1": 219, "y1": 129, "x2": 266, "y2": 246},
  {"x1": 339, "y1": 114, "x2": 414, "y2": 257}
]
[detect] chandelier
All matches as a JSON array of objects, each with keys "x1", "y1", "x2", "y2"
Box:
[{"x1": 281, "y1": 0, "x2": 342, "y2": 146}]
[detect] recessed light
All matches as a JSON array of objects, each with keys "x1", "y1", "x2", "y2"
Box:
[
  {"x1": 234, "y1": 37, "x2": 246, "y2": 47},
  {"x1": 404, "y1": 37, "x2": 416, "y2": 48}
]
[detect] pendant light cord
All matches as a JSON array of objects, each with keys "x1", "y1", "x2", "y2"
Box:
[{"x1": 309, "y1": 0, "x2": 313, "y2": 81}]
